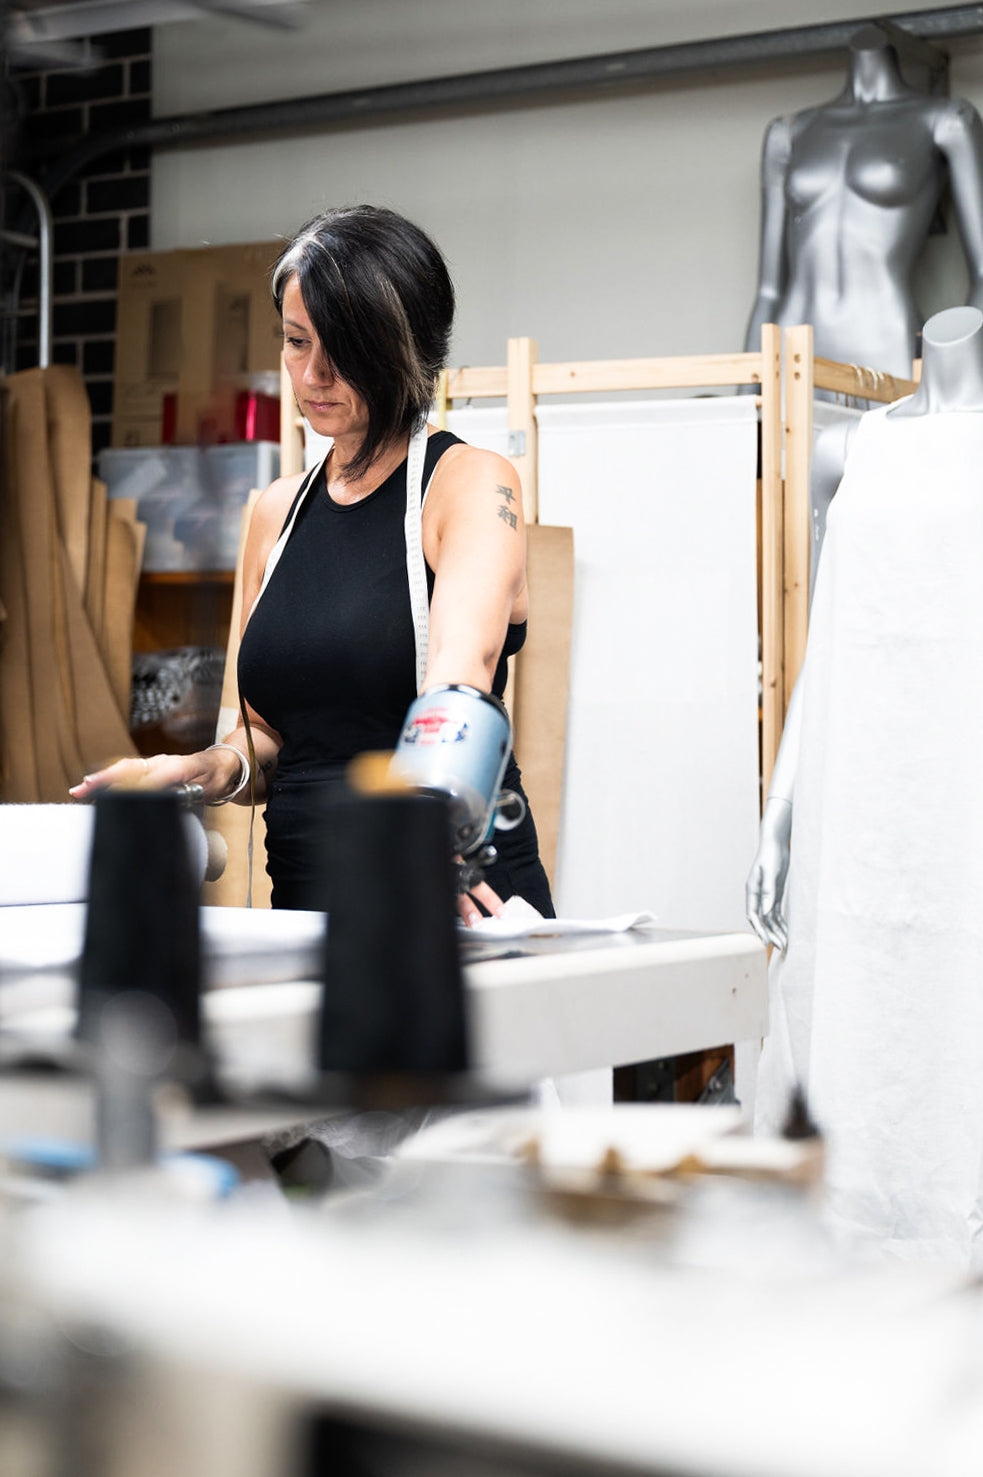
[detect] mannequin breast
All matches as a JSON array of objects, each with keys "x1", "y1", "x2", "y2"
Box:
[{"x1": 787, "y1": 103, "x2": 942, "y2": 216}]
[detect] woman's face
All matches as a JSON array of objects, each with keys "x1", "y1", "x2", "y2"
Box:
[{"x1": 281, "y1": 274, "x2": 369, "y2": 444}]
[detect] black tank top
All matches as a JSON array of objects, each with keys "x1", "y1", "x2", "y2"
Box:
[{"x1": 238, "y1": 430, "x2": 526, "y2": 783}]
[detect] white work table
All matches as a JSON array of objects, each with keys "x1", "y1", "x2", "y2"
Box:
[
  {"x1": 0, "y1": 904, "x2": 767, "y2": 1149},
  {"x1": 13, "y1": 1154, "x2": 983, "y2": 1477},
  {"x1": 464, "y1": 927, "x2": 765, "y2": 1086}
]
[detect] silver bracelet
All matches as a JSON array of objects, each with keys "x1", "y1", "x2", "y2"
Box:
[{"x1": 205, "y1": 742, "x2": 251, "y2": 806}]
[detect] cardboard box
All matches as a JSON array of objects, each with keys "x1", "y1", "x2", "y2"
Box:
[{"x1": 112, "y1": 242, "x2": 284, "y2": 448}]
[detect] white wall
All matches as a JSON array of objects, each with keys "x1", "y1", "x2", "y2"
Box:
[{"x1": 150, "y1": 0, "x2": 983, "y2": 366}]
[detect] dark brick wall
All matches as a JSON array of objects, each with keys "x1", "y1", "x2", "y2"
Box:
[{"x1": 9, "y1": 28, "x2": 151, "y2": 458}]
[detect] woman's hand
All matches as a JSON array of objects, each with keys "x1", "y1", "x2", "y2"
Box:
[
  {"x1": 457, "y1": 878, "x2": 505, "y2": 928},
  {"x1": 69, "y1": 746, "x2": 245, "y2": 806},
  {"x1": 745, "y1": 796, "x2": 793, "y2": 951}
]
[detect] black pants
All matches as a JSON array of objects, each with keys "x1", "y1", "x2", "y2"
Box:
[{"x1": 265, "y1": 757, "x2": 555, "y2": 918}]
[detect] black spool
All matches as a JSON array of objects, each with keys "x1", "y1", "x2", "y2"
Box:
[
  {"x1": 316, "y1": 787, "x2": 469, "y2": 1077},
  {"x1": 78, "y1": 789, "x2": 201, "y2": 1052}
]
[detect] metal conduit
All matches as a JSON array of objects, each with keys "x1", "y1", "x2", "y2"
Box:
[
  {"x1": 32, "y1": 5, "x2": 983, "y2": 203},
  {"x1": 4, "y1": 172, "x2": 53, "y2": 366}
]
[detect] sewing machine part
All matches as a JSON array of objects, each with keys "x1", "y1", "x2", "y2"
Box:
[{"x1": 391, "y1": 684, "x2": 524, "y2": 859}]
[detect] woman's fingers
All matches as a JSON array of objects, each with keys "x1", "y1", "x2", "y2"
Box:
[
  {"x1": 457, "y1": 893, "x2": 483, "y2": 927},
  {"x1": 468, "y1": 880, "x2": 505, "y2": 916},
  {"x1": 69, "y1": 753, "x2": 194, "y2": 800},
  {"x1": 69, "y1": 755, "x2": 148, "y2": 799},
  {"x1": 458, "y1": 879, "x2": 505, "y2": 927}
]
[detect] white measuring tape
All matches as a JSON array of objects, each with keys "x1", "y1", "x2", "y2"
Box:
[{"x1": 403, "y1": 419, "x2": 431, "y2": 692}]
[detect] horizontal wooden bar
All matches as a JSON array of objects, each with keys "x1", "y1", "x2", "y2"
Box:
[
  {"x1": 812, "y1": 356, "x2": 916, "y2": 403},
  {"x1": 444, "y1": 353, "x2": 764, "y2": 401},
  {"x1": 532, "y1": 353, "x2": 763, "y2": 394},
  {"x1": 445, "y1": 366, "x2": 509, "y2": 399}
]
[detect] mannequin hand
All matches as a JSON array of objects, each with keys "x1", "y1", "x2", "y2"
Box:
[{"x1": 745, "y1": 797, "x2": 792, "y2": 951}]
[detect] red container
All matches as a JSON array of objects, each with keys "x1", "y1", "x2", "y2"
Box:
[
  {"x1": 161, "y1": 392, "x2": 178, "y2": 444},
  {"x1": 234, "y1": 390, "x2": 280, "y2": 442}
]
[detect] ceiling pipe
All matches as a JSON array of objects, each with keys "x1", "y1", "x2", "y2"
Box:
[{"x1": 27, "y1": 5, "x2": 983, "y2": 204}]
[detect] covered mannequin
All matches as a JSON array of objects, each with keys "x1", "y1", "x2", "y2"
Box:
[
  {"x1": 744, "y1": 25, "x2": 983, "y2": 376},
  {"x1": 747, "y1": 305, "x2": 983, "y2": 1264}
]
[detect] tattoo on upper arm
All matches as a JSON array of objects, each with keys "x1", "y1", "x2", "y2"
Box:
[{"x1": 495, "y1": 483, "x2": 518, "y2": 530}]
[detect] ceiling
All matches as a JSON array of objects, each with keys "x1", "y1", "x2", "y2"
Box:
[{"x1": 5, "y1": 0, "x2": 307, "y2": 66}]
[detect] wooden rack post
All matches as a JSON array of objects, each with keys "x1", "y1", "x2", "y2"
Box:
[
  {"x1": 280, "y1": 355, "x2": 304, "y2": 476},
  {"x1": 782, "y1": 328, "x2": 916, "y2": 700},
  {"x1": 783, "y1": 323, "x2": 815, "y2": 707},
  {"x1": 757, "y1": 322, "x2": 784, "y2": 797},
  {"x1": 507, "y1": 337, "x2": 539, "y2": 523}
]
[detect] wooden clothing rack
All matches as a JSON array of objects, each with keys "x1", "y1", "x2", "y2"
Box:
[{"x1": 280, "y1": 326, "x2": 916, "y2": 808}]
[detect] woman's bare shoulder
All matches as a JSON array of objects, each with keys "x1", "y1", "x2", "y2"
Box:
[
  {"x1": 433, "y1": 440, "x2": 518, "y2": 490},
  {"x1": 241, "y1": 470, "x2": 307, "y2": 575},
  {"x1": 245, "y1": 470, "x2": 306, "y2": 548},
  {"x1": 255, "y1": 470, "x2": 308, "y2": 523}
]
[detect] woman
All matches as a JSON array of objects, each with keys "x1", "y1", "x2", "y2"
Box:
[
  {"x1": 744, "y1": 24, "x2": 983, "y2": 377},
  {"x1": 72, "y1": 205, "x2": 553, "y2": 925}
]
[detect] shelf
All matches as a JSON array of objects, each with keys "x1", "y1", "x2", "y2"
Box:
[{"x1": 139, "y1": 570, "x2": 235, "y2": 585}]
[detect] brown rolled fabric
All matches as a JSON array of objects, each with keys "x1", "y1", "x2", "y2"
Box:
[
  {"x1": 0, "y1": 369, "x2": 82, "y2": 797},
  {"x1": 44, "y1": 363, "x2": 92, "y2": 600},
  {"x1": 85, "y1": 476, "x2": 108, "y2": 638},
  {"x1": 103, "y1": 503, "x2": 141, "y2": 723},
  {"x1": 0, "y1": 368, "x2": 136, "y2": 800}
]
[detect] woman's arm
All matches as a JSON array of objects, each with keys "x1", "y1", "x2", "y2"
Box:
[
  {"x1": 69, "y1": 473, "x2": 301, "y2": 806},
  {"x1": 422, "y1": 445, "x2": 527, "y2": 692},
  {"x1": 420, "y1": 444, "x2": 527, "y2": 922},
  {"x1": 744, "y1": 115, "x2": 792, "y2": 352},
  {"x1": 213, "y1": 473, "x2": 304, "y2": 803}
]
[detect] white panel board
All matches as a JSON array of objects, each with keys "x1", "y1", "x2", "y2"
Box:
[
  {"x1": 444, "y1": 406, "x2": 508, "y2": 457},
  {"x1": 536, "y1": 397, "x2": 760, "y2": 930}
]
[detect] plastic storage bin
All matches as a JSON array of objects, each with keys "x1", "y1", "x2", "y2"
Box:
[{"x1": 98, "y1": 442, "x2": 280, "y2": 571}]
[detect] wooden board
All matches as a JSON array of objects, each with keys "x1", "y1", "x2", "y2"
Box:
[
  {"x1": 512, "y1": 524, "x2": 575, "y2": 891},
  {"x1": 201, "y1": 489, "x2": 272, "y2": 909}
]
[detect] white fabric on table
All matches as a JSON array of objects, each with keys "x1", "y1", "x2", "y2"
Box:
[
  {"x1": 756, "y1": 400, "x2": 983, "y2": 1265},
  {"x1": 0, "y1": 804, "x2": 210, "y2": 907},
  {"x1": 0, "y1": 805, "x2": 95, "y2": 904}
]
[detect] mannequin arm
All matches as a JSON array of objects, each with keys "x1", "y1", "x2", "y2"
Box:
[
  {"x1": 744, "y1": 115, "x2": 792, "y2": 351},
  {"x1": 746, "y1": 421, "x2": 851, "y2": 948},
  {"x1": 745, "y1": 682, "x2": 802, "y2": 950},
  {"x1": 809, "y1": 420, "x2": 855, "y2": 602},
  {"x1": 935, "y1": 99, "x2": 983, "y2": 310}
]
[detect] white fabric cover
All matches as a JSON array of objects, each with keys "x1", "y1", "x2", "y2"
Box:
[
  {"x1": 537, "y1": 398, "x2": 760, "y2": 929},
  {"x1": 433, "y1": 399, "x2": 759, "y2": 931},
  {"x1": 756, "y1": 401, "x2": 983, "y2": 1265}
]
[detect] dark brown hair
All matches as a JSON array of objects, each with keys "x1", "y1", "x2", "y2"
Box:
[{"x1": 272, "y1": 205, "x2": 455, "y2": 478}]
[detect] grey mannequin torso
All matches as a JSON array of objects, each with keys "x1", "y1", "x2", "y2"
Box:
[
  {"x1": 745, "y1": 29, "x2": 983, "y2": 377},
  {"x1": 779, "y1": 97, "x2": 947, "y2": 368}
]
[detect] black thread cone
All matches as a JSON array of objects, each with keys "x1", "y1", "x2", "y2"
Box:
[
  {"x1": 316, "y1": 789, "x2": 468, "y2": 1076},
  {"x1": 78, "y1": 789, "x2": 201, "y2": 1049}
]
